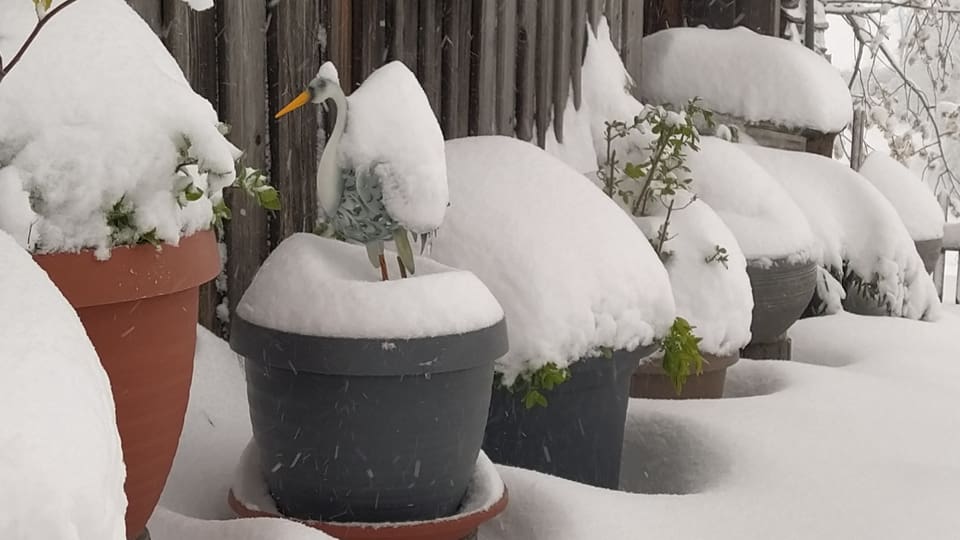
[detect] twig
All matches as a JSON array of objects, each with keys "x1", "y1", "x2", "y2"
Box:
[{"x1": 0, "y1": 0, "x2": 82, "y2": 85}]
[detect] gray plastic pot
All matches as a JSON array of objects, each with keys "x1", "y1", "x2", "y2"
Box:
[
  {"x1": 745, "y1": 258, "x2": 817, "y2": 344},
  {"x1": 483, "y1": 345, "x2": 654, "y2": 489},
  {"x1": 915, "y1": 238, "x2": 942, "y2": 274},
  {"x1": 230, "y1": 315, "x2": 508, "y2": 523}
]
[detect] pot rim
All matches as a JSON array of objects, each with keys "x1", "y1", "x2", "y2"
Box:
[
  {"x1": 230, "y1": 314, "x2": 508, "y2": 376},
  {"x1": 32, "y1": 230, "x2": 220, "y2": 308},
  {"x1": 634, "y1": 352, "x2": 739, "y2": 375}
]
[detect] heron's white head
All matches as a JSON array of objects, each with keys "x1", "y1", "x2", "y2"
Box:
[{"x1": 275, "y1": 61, "x2": 345, "y2": 119}]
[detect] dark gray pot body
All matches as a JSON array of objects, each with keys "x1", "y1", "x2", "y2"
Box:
[
  {"x1": 483, "y1": 346, "x2": 653, "y2": 489},
  {"x1": 230, "y1": 315, "x2": 508, "y2": 523},
  {"x1": 915, "y1": 238, "x2": 942, "y2": 274},
  {"x1": 746, "y1": 259, "x2": 817, "y2": 343}
]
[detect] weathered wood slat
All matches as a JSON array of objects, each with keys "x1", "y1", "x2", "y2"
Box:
[
  {"x1": 354, "y1": 0, "x2": 386, "y2": 88},
  {"x1": 127, "y1": 0, "x2": 162, "y2": 34},
  {"x1": 571, "y1": 0, "x2": 586, "y2": 110},
  {"x1": 553, "y1": 0, "x2": 571, "y2": 142},
  {"x1": 605, "y1": 0, "x2": 622, "y2": 51},
  {"x1": 473, "y1": 0, "x2": 498, "y2": 135},
  {"x1": 738, "y1": 0, "x2": 781, "y2": 35},
  {"x1": 162, "y1": 0, "x2": 220, "y2": 333},
  {"x1": 515, "y1": 0, "x2": 538, "y2": 142},
  {"x1": 535, "y1": 0, "x2": 554, "y2": 147},
  {"x1": 621, "y1": 0, "x2": 643, "y2": 89},
  {"x1": 217, "y1": 0, "x2": 268, "y2": 326},
  {"x1": 496, "y1": 0, "x2": 518, "y2": 136},
  {"x1": 326, "y1": 0, "x2": 353, "y2": 90},
  {"x1": 587, "y1": 0, "x2": 603, "y2": 30},
  {"x1": 388, "y1": 0, "x2": 420, "y2": 69},
  {"x1": 419, "y1": 0, "x2": 443, "y2": 117},
  {"x1": 267, "y1": 0, "x2": 321, "y2": 246},
  {"x1": 441, "y1": 0, "x2": 471, "y2": 138}
]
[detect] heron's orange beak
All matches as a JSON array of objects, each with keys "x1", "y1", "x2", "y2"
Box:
[{"x1": 275, "y1": 90, "x2": 311, "y2": 119}]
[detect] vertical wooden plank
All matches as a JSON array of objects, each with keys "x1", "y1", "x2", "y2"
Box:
[
  {"x1": 441, "y1": 0, "x2": 471, "y2": 138},
  {"x1": 621, "y1": 0, "x2": 643, "y2": 87},
  {"x1": 738, "y1": 0, "x2": 781, "y2": 35},
  {"x1": 353, "y1": 0, "x2": 386, "y2": 88},
  {"x1": 553, "y1": 0, "x2": 571, "y2": 143},
  {"x1": 587, "y1": 0, "x2": 603, "y2": 31},
  {"x1": 267, "y1": 0, "x2": 322, "y2": 246},
  {"x1": 218, "y1": 0, "x2": 268, "y2": 324},
  {"x1": 419, "y1": 0, "x2": 442, "y2": 117},
  {"x1": 472, "y1": 0, "x2": 498, "y2": 136},
  {"x1": 163, "y1": 0, "x2": 220, "y2": 333},
  {"x1": 327, "y1": 0, "x2": 353, "y2": 91},
  {"x1": 515, "y1": 0, "x2": 537, "y2": 142},
  {"x1": 571, "y1": 0, "x2": 586, "y2": 110},
  {"x1": 387, "y1": 0, "x2": 419, "y2": 69},
  {"x1": 643, "y1": 0, "x2": 680, "y2": 34},
  {"x1": 127, "y1": 0, "x2": 162, "y2": 34},
  {"x1": 496, "y1": 0, "x2": 518, "y2": 136},
  {"x1": 605, "y1": 0, "x2": 622, "y2": 51},
  {"x1": 535, "y1": 0, "x2": 554, "y2": 147}
]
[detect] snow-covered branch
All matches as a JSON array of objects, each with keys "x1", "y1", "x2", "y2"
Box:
[{"x1": 0, "y1": 0, "x2": 81, "y2": 85}]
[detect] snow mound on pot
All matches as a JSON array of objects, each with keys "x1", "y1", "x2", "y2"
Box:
[
  {"x1": 741, "y1": 145, "x2": 939, "y2": 321},
  {"x1": 858, "y1": 152, "x2": 945, "y2": 241},
  {"x1": 431, "y1": 136, "x2": 676, "y2": 385},
  {"x1": 237, "y1": 234, "x2": 504, "y2": 339},
  {"x1": 640, "y1": 27, "x2": 852, "y2": 133},
  {"x1": 149, "y1": 507, "x2": 334, "y2": 540},
  {"x1": 341, "y1": 61, "x2": 449, "y2": 233},
  {"x1": 635, "y1": 199, "x2": 753, "y2": 355},
  {"x1": 0, "y1": 0, "x2": 240, "y2": 255},
  {"x1": 687, "y1": 137, "x2": 817, "y2": 265},
  {"x1": 0, "y1": 230, "x2": 126, "y2": 539}
]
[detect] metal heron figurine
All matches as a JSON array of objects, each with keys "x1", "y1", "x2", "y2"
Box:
[{"x1": 276, "y1": 62, "x2": 435, "y2": 281}]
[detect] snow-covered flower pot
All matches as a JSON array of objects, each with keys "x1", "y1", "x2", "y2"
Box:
[
  {"x1": 33, "y1": 230, "x2": 220, "y2": 538},
  {"x1": 230, "y1": 234, "x2": 506, "y2": 523},
  {"x1": 745, "y1": 259, "x2": 818, "y2": 345},
  {"x1": 485, "y1": 345, "x2": 655, "y2": 488},
  {"x1": 914, "y1": 239, "x2": 942, "y2": 274},
  {"x1": 429, "y1": 137, "x2": 675, "y2": 488}
]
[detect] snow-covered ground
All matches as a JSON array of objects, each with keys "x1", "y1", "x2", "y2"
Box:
[{"x1": 159, "y1": 306, "x2": 960, "y2": 539}]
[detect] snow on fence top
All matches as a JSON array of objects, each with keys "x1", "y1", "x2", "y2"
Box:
[
  {"x1": 0, "y1": 0, "x2": 239, "y2": 255},
  {"x1": 640, "y1": 27, "x2": 853, "y2": 133},
  {"x1": 742, "y1": 144, "x2": 940, "y2": 321},
  {"x1": 430, "y1": 136, "x2": 676, "y2": 385},
  {"x1": 858, "y1": 152, "x2": 945, "y2": 242},
  {"x1": 237, "y1": 234, "x2": 504, "y2": 339},
  {"x1": 687, "y1": 137, "x2": 817, "y2": 264},
  {"x1": 0, "y1": 231, "x2": 126, "y2": 539}
]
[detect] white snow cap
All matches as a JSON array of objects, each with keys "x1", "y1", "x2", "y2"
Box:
[
  {"x1": 341, "y1": 61, "x2": 449, "y2": 233},
  {"x1": 0, "y1": 231, "x2": 127, "y2": 539},
  {"x1": 741, "y1": 144, "x2": 940, "y2": 321},
  {"x1": 858, "y1": 152, "x2": 945, "y2": 241},
  {"x1": 430, "y1": 136, "x2": 676, "y2": 384},
  {"x1": 641, "y1": 27, "x2": 853, "y2": 133},
  {"x1": 635, "y1": 200, "x2": 754, "y2": 355},
  {"x1": 237, "y1": 234, "x2": 504, "y2": 339},
  {"x1": 0, "y1": 0, "x2": 239, "y2": 255},
  {"x1": 687, "y1": 137, "x2": 817, "y2": 264}
]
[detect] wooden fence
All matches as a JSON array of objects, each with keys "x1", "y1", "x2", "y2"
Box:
[
  {"x1": 643, "y1": 0, "x2": 781, "y2": 35},
  {"x1": 126, "y1": 0, "x2": 644, "y2": 334}
]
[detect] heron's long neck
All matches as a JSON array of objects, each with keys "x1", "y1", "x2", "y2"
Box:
[{"x1": 317, "y1": 92, "x2": 348, "y2": 218}]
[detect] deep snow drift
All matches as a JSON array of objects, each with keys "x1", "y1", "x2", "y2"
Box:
[
  {"x1": 0, "y1": 231, "x2": 127, "y2": 539},
  {"x1": 429, "y1": 136, "x2": 676, "y2": 384},
  {"x1": 640, "y1": 27, "x2": 853, "y2": 133},
  {"x1": 0, "y1": 0, "x2": 239, "y2": 255}
]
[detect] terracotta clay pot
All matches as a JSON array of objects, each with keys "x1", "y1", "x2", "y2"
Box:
[
  {"x1": 630, "y1": 353, "x2": 738, "y2": 399},
  {"x1": 227, "y1": 487, "x2": 508, "y2": 540},
  {"x1": 915, "y1": 238, "x2": 942, "y2": 274},
  {"x1": 34, "y1": 231, "x2": 219, "y2": 539}
]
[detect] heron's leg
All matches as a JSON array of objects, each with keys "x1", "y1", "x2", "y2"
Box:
[
  {"x1": 397, "y1": 256, "x2": 408, "y2": 278},
  {"x1": 378, "y1": 253, "x2": 389, "y2": 281}
]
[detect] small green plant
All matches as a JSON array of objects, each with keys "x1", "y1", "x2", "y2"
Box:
[
  {"x1": 704, "y1": 245, "x2": 730, "y2": 268},
  {"x1": 497, "y1": 363, "x2": 571, "y2": 409},
  {"x1": 660, "y1": 317, "x2": 704, "y2": 395}
]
